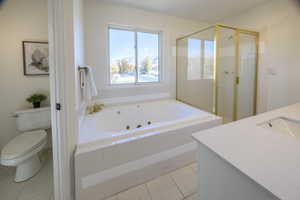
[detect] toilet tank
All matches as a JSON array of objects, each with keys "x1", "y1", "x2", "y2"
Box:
[{"x1": 15, "y1": 107, "x2": 51, "y2": 132}]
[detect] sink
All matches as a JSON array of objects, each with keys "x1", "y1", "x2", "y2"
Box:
[{"x1": 259, "y1": 117, "x2": 300, "y2": 139}]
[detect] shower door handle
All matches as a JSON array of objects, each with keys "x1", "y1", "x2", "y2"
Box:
[{"x1": 236, "y1": 77, "x2": 240, "y2": 85}]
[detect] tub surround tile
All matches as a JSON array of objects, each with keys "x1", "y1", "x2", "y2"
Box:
[
  {"x1": 171, "y1": 165, "x2": 198, "y2": 197},
  {"x1": 75, "y1": 148, "x2": 104, "y2": 176},
  {"x1": 146, "y1": 174, "x2": 183, "y2": 200},
  {"x1": 81, "y1": 162, "x2": 155, "y2": 200},
  {"x1": 137, "y1": 132, "x2": 171, "y2": 156},
  {"x1": 117, "y1": 184, "x2": 151, "y2": 200},
  {"x1": 75, "y1": 100, "x2": 222, "y2": 200},
  {"x1": 81, "y1": 142, "x2": 197, "y2": 190},
  {"x1": 129, "y1": 162, "x2": 165, "y2": 188},
  {"x1": 115, "y1": 138, "x2": 149, "y2": 165},
  {"x1": 102, "y1": 145, "x2": 123, "y2": 170},
  {"x1": 166, "y1": 150, "x2": 196, "y2": 171}
]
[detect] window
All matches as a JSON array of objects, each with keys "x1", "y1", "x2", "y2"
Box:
[
  {"x1": 187, "y1": 38, "x2": 202, "y2": 80},
  {"x1": 187, "y1": 38, "x2": 214, "y2": 80},
  {"x1": 203, "y1": 40, "x2": 214, "y2": 79},
  {"x1": 109, "y1": 27, "x2": 161, "y2": 85}
]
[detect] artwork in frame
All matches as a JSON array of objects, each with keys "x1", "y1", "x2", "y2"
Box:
[{"x1": 22, "y1": 41, "x2": 49, "y2": 76}]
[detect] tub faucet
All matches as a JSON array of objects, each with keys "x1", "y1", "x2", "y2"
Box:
[{"x1": 87, "y1": 104, "x2": 104, "y2": 114}]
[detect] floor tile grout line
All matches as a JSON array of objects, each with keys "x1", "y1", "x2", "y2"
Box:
[
  {"x1": 144, "y1": 183, "x2": 153, "y2": 200},
  {"x1": 103, "y1": 163, "x2": 198, "y2": 200},
  {"x1": 172, "y1": 164, "x2": 199, "y2": 199},
  {"x1": 110, "y1": 183, "x2": 152, "y2": 200},
  {"x1": 169, "y1": 172, "x2": 185, "y2": 199},
  {"x1": 183, "y1": 192, "x2": 198, "y2": 200},
  {"x1": 112, "y1": 183, "x2": 153, "y2": 200}
]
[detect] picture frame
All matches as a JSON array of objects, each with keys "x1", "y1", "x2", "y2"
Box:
[{"x1": 22, "y1": 41, "x2": 49, "y2": 76}]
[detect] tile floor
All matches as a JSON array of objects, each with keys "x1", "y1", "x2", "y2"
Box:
[
  {"x1": 105, "y1": 162, "x2": 199, "y2": 200},
  {"x1": 0, "y1": 150, "x2": 53, "y2": 200},
  {"x1": 0, "y1": 151, "x2": 199, "y2": 200}
]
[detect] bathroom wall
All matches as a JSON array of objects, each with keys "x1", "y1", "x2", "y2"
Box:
[
  {"x1": 58, "y1": 0, "x2": 85, "y2": 199},
  {"x1": 0, "y1": 0, "x2": 49, "y2": 149},
  {"x1": 221, "y1": 0, "x2": 300, "y2": 111},
  {"x1": 83, "y1": 0, "x2": 207, "y2": 102},
  {"x1": 74, "y1": 0, "x2": 85, "y2": 112},
  {"x1": 72, "y1": 0, "x2": 85, "y2": 198}
]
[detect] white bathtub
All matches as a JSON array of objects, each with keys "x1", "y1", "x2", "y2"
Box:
[{"x1": 75, "y1": 99, "x2": 222, "y2": 200}]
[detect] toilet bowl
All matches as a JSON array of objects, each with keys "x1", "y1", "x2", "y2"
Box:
[
  {"x1": 1, "y1": 130, "x2": 47, "y2": 182},
  {"x1": 0, "y1": 107, "x2": 51, "y2": 182}
]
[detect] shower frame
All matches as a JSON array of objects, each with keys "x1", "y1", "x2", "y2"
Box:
[{"x1": 176, "y1": 24, "x2": 260, "y2": 121}]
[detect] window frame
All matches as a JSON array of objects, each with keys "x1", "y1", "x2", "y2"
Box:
[{"x1": 107, "y1": 25, "x2": 162, "y2": 86}]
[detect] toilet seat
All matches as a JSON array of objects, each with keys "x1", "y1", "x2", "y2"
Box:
[{"x1": 1, "y1": 130, "x2": 47, "y2": 161}]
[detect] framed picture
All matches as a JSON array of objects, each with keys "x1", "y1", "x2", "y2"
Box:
[{"x1": 22, "y1": 41, "x2": 49, "y2": 76}]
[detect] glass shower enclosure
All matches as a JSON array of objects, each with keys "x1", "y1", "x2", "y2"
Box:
[{"x1": 176, "y1": 24, "x2": 259, "y2": 123}]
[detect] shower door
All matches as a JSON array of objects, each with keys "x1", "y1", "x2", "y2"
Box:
[
  {"x1": 216, "y1": 26, "x2": 258, "y2": 122},
  {"x1": 236, "y1": 32, "x2": 258, "y2": 120},
  {"x1": 216, "y1": 27, "x2": 237, "y2": 123},
  {"x1": 176, "y1": 24, "x2": 258, "y2": 123}
]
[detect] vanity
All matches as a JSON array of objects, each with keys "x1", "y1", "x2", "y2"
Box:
[{"x1": 192, "y1": 103, "x2": 300, "y2": 200}]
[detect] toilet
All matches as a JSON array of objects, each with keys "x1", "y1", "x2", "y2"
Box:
[{"x1": 0, "y1": 107, "x2": 51, "y2": 182}]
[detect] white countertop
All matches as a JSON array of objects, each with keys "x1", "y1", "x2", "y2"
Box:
[{"x1": 192, "y1": 103, "x2": 300, "y2": 200}]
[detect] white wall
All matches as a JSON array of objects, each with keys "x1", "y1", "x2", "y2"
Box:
[
  {"x1": 221, "y1": 0, "x2": 300, "y2": 111},
  {"x1": 83, "y1": 0, "x2": 207, "y2": 101},
  {"x1": 0, "y1": 0, "x2": 49, "y2": 149},
  {"x1": 74, "y1": 0, "x2": 85, "y2": 112},
  {"x1": 62, "y1": 0, "x2": 85, "y2": 199}
]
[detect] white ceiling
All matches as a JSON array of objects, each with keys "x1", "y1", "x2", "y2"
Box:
[{"x1": 99, "y1": 0, "x2": 271, "y2": 22}]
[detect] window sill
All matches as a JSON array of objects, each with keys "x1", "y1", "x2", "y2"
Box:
[{"x1": 104, "y1": 82, "x2": 165, "y2": 89}]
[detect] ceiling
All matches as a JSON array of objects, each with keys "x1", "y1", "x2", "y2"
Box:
[{"x1": 99, "y1": 0, "x2": 271, "y2": 22}]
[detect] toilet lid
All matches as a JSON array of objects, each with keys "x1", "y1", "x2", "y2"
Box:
[{"x1": 1, "y1": 130, "x2": 47, "y2": 160}]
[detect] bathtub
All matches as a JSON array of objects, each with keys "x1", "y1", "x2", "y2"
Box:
[{"x1": 75, "y1": 99, "x2": 222, "y2": 200}]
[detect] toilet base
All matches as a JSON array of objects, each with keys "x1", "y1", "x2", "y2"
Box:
[{"x1": 15, "y1": 155, "x2": 41, "y2": 182}]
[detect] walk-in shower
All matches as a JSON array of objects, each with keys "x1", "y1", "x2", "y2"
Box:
[{"x1": 176, "y1": 24, "x2": 259, "y2": 123}]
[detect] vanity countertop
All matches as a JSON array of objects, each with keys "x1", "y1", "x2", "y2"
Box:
[{"x1": 192, "y1": 103, "x2": 300, "y2": 200}]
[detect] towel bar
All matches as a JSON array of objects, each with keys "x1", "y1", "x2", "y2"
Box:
[
  {"x1": 79, "y1": 67, "x2": 87, "y2": 89},
  {"x1": 78, "y1": 66, "x2": 88, "y2": 71}
]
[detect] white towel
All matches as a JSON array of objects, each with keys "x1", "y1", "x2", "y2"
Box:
[{"x1": 80, "y1": 65, "x2": 98, "y2": 102}]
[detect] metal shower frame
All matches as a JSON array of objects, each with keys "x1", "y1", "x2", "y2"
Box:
[{"x1": 176, "y1": 24, "x2": 259, "y2": 121}]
